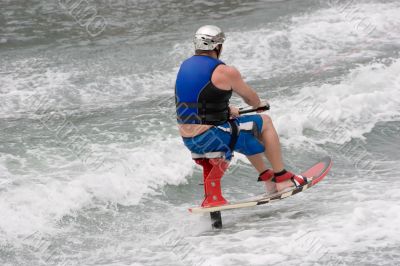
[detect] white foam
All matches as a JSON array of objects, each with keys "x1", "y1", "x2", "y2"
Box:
[
  {"x1": 78, "y1": 137, "x2": 194, "y2": 205},
  {"x1": 0, "y1": 62, "x2": 176, "y2": 119},
  {"x1": 272, "y1": 58, "x2": 400, "y2": 146},
  {"x1": 222, "y1": 2, "x2": 400, "y2": 79},
  {"x1": 0, "y1": 137, "x2": 193, "y2": 240},
  {"x1": 0, "y1": 59, "x2": 75, "y2": 119}
]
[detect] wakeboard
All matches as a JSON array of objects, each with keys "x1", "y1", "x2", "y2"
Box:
[{"x1": 189, "y1": 156, "x2": 332, "y2": 214}]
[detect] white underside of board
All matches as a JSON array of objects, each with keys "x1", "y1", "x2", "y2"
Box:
[{"x1": 189, "y1": 181, "x2": 312, "y2": 214}]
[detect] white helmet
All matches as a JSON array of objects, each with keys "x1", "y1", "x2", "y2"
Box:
[{"x1": 193, "y1": 25, "x2": 226, "y2": 51}]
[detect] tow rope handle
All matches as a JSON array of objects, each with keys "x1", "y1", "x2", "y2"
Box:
[{"x1": 238, "y1": 103, "x2": 270, "y2": 115}]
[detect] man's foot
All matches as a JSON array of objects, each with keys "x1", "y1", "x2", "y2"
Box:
[
  {"x1": 258, "y1": 169, "x2": 277, "y2": 194},
  {"x1": 273, "y1": 170, "x2": 308, "y2": 192}
]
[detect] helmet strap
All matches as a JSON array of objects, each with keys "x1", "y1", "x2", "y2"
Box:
[{"x1": 215, "y1": 45, "x2": 223, "y2": 58}]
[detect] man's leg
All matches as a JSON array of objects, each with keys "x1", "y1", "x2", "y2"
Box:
[
  {"x1": 246, "y1": 153, "x2": 267, "y2": 173},
  {"x1": 259, "y1": 114, "x2": 294, "y2": 191},
  {"x1": 259, "y1": 114, "x2": 284, "y2": 172},
  {"x1": 247, "y1": 154, "x2": 277, "y2": 193}
]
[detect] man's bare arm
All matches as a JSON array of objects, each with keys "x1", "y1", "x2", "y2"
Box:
[{"x1": 226, "y1": 66, "x2": 261, "y2": 108}]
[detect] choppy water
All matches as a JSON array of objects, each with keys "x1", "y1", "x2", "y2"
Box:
[{"x1": 1, "y1": 0, "x2": 400, "y2": 265}]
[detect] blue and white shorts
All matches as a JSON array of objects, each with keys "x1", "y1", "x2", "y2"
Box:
[{"x1": 182, "y1": 115, "x2": 265, "y2": 160}]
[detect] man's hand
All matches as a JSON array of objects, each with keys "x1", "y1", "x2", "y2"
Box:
[
  {"x1": 229, "y1": 105, "x2": 240, "y2": 119},
  {"x1": 257, "y1": 101, "x2": 269, "y2": 113}
]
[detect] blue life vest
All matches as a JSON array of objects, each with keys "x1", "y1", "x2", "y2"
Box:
[{"x1": 175, "y1": 55, "x2": 232, "y2": 125}]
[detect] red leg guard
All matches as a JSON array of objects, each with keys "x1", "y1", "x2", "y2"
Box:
[
  {"x1": 258, "y1": 169, "x2": 274, "y2": 182},
  {"x1": 195, "y1": 158, "x2": 229, "y2": 207}
]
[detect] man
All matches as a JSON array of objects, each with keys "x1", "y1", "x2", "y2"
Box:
[{"x1": 175, "y1": 25, "x2": 306, "y2": 193}]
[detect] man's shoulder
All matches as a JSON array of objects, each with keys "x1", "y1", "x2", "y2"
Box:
[
  {"x1": 212, "y1": 64, "x2": 241, "y2": 90},
  {"x1": 214, "y1": 64, "x2": 241, "y2": 79}
]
